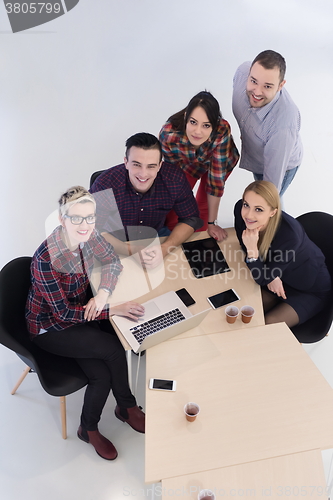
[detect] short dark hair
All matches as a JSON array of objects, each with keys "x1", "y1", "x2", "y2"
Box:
[
  {"x1": 168, "y1": 91, "x2": 222, "y2": 134},
  {"x1": 251, "y1": 50, "x2": 286, "y2": 83},
  {"x1": 125, "y1": 132, "x2": 162, "y2": 162}
]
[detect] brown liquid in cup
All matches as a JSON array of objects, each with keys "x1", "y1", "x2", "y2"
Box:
[
  {"x1": 241, "y1": 306, "x2": 254, "y2": 323},
  {"x1": 185, "y1": 414, "x2": 197, "y2": 422},
  {"x1": 226, "y1": 306, "x2": 238, "y2": 324},
  {"x1": 185, "y1": 403, "x2": 199, "y2": 422}
]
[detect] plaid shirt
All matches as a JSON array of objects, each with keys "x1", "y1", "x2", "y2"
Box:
[
  {"x1": 26, "y1": 226, "x2": 123, "y2": 338},
  {"x1": 90, "y1": 162, "x2": 202, "y2": 236},
  {"x1": 159, "y1": 120, "x2": 239, "y2": 197}
]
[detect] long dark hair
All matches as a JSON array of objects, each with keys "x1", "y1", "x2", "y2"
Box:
[{"x1": 168, "y1": 91, "x2": 222, "y2": 134}]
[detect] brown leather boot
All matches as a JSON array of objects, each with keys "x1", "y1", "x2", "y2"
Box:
[
  {"x1": 77, "y1": 426, "x2": 118, "y2": 460},
  {"x1": 114, "y1": 405, "x2": 145, "y2": 434}
]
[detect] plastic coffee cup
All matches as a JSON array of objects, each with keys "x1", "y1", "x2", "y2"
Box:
[
  {"x1": 225, "y1": 305, "x2": 239, "y2": 324},
  {"x1": 240, "y1": 305, "x2": 255, "y2": 323},
  {"x1": 198, "y1": 490, "x2": 216, "y2": 500},
  {"x1": 184, "y1": 402, "x2": 200, "y2": 422}
]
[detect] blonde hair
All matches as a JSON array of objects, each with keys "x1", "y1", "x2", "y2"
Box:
[
  {"x1": 58, "y1": 186, "x2": 96, "y2": 217},
  {"x1": 242, "y1": 181, "x2": 281, "y2": 260}
]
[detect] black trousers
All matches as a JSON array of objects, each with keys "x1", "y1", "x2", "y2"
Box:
[{"x1": 33, "y1": 321, "x2": 136, "y2": 431}]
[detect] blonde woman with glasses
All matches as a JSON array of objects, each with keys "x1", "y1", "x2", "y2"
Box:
[{"x1": 26, "y1": 186, "x2": 145, "y2": 461}]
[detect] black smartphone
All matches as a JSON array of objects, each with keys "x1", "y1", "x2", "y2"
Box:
[
  {"x1": 175, "y1": 288, "x2": 196, "y2": 307},
  {"x1": 207, "y1": 289, "x2": 240, "y2": 309}
]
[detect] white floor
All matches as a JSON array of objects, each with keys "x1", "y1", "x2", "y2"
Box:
[
  {"x1": 0, "y1": 347, "x2": 154, "y2": 500},
  {"x1": 1, "y1": 329, "x2": 333, "y2": 500},
  {"x1": 1, "y1": 0, "x2": 333, "y2": 498}
]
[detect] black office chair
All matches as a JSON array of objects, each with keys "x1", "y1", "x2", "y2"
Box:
[
  {"x1": 290, "y1": 212, "x2": 333, "y2": 343},
  {"x1": 90, "y1": 169, "x2": 106, "y2": 188},
  {"x1": 0, "y1": 257, "x2": 88, "y2": 439}
]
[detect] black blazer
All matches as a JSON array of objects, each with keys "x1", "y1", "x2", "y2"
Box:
[{"x1": 234, "y1": 199, "x2": 331, "y2": 292}]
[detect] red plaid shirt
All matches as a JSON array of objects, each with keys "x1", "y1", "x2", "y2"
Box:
[
  {"x1": 25, "y1": 226, "x2": 123, "y2": 338},
  {"x1": 159, "y1": 120, "x2": 239, "y2": 197}
]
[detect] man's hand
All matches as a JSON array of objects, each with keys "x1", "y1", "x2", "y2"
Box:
[
  {"x1": 267, "y1": 276, "x2": 286, "y2": 299},
  {"x1": 207, "y1": 224, "x2": 228, "y2": 242},
  {"x1": 83, "y1": 289, "x2": 109, "y2": 321},
  {"x1": 110, "y1": 301, "x2": 145, "y2": 321},
  {"x1": 140, "y1": 244, "x2": 164, "y2": 269}
]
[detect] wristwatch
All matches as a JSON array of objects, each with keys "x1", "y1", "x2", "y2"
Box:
[
  {"x1": 246, "y1": 257, "x2": 258, "y2": 263},
  {"x1": 208, "y1": 220, "x2": 218, "y2": 225}
]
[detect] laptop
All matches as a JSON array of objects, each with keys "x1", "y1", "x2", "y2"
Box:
[
  {"x1": 112, "y1": 291, "x2": 211, "y2": 353},
  {"x1": 182, "y1": 237, "x2": 230, "y2": 278}
]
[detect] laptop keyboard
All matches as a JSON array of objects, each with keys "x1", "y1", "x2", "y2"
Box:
[{"x1": 129, "y1": 308, "x2": 186, "y2": 344}]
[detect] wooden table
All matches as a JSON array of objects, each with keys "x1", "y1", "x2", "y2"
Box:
[
  {"x1": 160, "y1": 449, "x2": 328, "y2": 499},
  {"x1": 90, "y1": 229, "x2": 265, "y2": 349},
  {"x1": 145, "y1": 323, "x2": 333, "y2": 483}
]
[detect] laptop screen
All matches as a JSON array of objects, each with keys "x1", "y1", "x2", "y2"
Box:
[{"x1": 181, "y1": 237, "x2": 230, "y2": 278}]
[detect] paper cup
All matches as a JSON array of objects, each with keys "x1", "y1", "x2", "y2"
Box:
[
  {"x1": 225, "y1": 305, "x2": 239, "y2": 324},
  {"x1": 240, "y1": 305, "x2": 255, "y2": 323},
  {"x1": 184, "y1": 402, "x2": 200, "y2": 422},
  {"x1": 198, "y1": 490, "x2": 216, "y2": 500}
]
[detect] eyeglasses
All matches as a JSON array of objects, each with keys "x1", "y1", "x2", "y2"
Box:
[{"x1": 64, "y1": 215, "x2": 96, "y2": 225}]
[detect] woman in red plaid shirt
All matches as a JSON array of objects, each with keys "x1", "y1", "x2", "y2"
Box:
[
  {"x1": 159, "y1": 91, "x2": 239, "y2": 242},
  {"x1": 26, "y1": 186, "x2": 145, "y2": 460}
]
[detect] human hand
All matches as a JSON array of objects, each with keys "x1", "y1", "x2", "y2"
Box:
[
  {"x1": 241, "y1": 226, "x2": 263, "y2": 255},
  {"x1": 110, "y1": 301, "x2": 145, "y2": 321},
  {"x1": 207, "y1": 224, "x2": 228, "y2": 242},
  {"x1": 83, "y1": 289, "x2": 109, "y2": 321},
  {"x1": 127, "y1": 241, "x2": 145, "y2": 257},
  {"x1": 140, "y1": 244, "x2": 164, "y2": 269},
  {"x1": 267, "y1": 277, "x2": 287, "y2": 299}
]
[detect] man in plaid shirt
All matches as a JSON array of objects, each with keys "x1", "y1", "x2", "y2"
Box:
[{"x1": 90, "y1": 132, "x2": 203, "y2": 269}]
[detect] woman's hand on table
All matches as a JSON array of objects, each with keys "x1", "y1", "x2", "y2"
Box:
[
  {"x1": 84, "y1": 289, "x2": 109, "y2": 321},
  {"x1": 207, "y1": 224, "x2": 228, "y2": 242},
  {"x1": 109, "y1": 301, "x2": 145, "y2": 321},
  {"x1": 267, "y1": 277, "x2": 287, "y2": 299}
]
